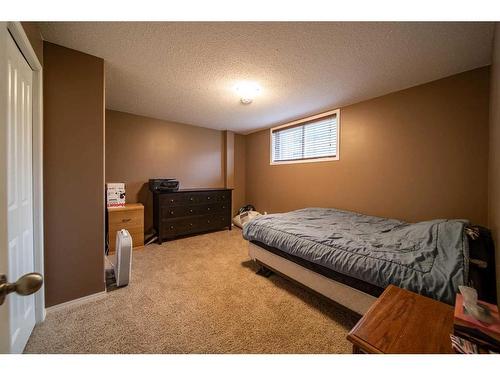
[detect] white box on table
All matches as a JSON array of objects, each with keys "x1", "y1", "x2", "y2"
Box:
[{"x1": 106, "y1": 183, "x2": 126, "y2": 208}]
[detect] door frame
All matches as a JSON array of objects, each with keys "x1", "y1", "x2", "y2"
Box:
[{"x1": 2, "y1": 21, "x2": 45, "y2": 324}]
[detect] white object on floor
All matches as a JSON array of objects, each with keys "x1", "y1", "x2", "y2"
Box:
[
  {"x1": 233, "y1": 210, "x2": 262, "y2": 229},
  {"x1": 109, "y1": 229, "x2": 133, "y2": 287}
]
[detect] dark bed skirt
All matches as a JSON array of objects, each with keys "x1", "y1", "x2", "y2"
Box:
[{"x1": 250, "y1": 240, "x2": 384, "y2": 298}]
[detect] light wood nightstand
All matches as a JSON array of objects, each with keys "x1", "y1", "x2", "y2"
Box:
[
  {"x1": 347, "y1": 285, "x2": 455, "y2": 354},
  {"x1": 107, "y1": 203, "x2": 144, "y2": 253}
]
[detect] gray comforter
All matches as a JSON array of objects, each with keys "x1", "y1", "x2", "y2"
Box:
[{"x1": 242, "y1": 208, "x2": 469, "y2": 304}]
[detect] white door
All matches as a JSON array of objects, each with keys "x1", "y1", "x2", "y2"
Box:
[{"x1": 0, "y1": 31, "x2": 36, "y2": 354}]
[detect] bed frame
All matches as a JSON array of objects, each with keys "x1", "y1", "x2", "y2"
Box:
[{"x1": 248, "y1": 242, "x2": 377, "y2": 315}]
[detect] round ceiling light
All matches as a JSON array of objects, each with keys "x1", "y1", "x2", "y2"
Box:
[{"x1": 235, "y1": 81, "x2": 261, "y2": 104}]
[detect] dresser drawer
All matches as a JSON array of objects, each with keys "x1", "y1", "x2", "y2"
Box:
[
  {"x1": 160, "y1": 193, "x2": 190, "y2": 206},
  {"x1": 162, "y1": 202, "x2": 230, "y2": 219},
  {"x1": 160, "y1": 191, "x2": 231, "y2": 206},
  {"x1": 195, "y1": 191, "x2": 230, "y2": 204},
  {"x1": 109, "y1": 209, "x2": 143, "y2": 227},
  {"x1": 201, "y1": 214, "x2": 229, "y2": 230},
  {"x1": 161, "y1": 217, "x2": 194, "y2": 235},
  {"x1": 161, "y1": 214, "x2": 229, "y2": 238},
  {"x1": 108, "y1": 203, "x2": 144, "y2": 252}
]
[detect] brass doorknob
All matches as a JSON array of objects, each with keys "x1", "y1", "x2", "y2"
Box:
[{"x1": 0, "y1": 273, "x2": 43, "y2": 306}]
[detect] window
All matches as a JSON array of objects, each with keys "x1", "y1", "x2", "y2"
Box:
[{"x1": 270, "y1": 109, "x2": 340, "y2": 164}]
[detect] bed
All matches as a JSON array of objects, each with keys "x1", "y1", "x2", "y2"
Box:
[{"x1": 242, "y1": 208, "x2": 497, "y2": 314}]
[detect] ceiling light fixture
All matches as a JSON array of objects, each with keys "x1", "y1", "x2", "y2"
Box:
[{"x1": 235, "y1": 81, "x2": 261, "y2": 104}]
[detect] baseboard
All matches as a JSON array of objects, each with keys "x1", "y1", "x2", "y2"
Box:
[
  {"x1": 45, "y1": 291, "x2": 107, "y2": 313},
  {"x1": 36, "y1": 307, "x2": 46, "y2": 324}
]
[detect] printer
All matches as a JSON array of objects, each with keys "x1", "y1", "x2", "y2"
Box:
[{"x1": 149, "y1": 178, "x2": 180, "y2": 193}]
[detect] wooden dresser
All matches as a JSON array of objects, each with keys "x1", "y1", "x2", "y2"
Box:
[
  {"x1": 107, "y1": 203, "x2": 144, "y2": 253},
  {"x1": 152, "y1": 188, "x2": 232, "y2": 243}
]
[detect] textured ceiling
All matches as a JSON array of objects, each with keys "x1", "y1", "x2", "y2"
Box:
[{"x1": 39, "y1": 22, "x2": 494, "y2": 133}]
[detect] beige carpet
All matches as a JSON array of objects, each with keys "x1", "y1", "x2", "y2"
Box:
[{"x1": 24, "y1": 228, "x2": 358, "y2": 353}]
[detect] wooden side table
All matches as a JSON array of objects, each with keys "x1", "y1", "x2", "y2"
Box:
[
  {"x1": 107, "y1": 203, "x2": 144, "y2": 253},
  {"x1": 347, "y1": 285, "x2": 454, "y2": 354}
]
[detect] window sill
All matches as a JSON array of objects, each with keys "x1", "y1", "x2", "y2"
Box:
[{"x1": 270, "y1": 156, "x2": 339, "y2": 165}]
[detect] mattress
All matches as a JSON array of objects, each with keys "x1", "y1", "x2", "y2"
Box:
[{"x1": 243, "y1": 208, "x2": 469, "y2": 304}]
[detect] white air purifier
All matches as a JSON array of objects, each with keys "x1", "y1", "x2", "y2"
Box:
[{"x1": 111, "y1": 229, "x2": 133, "y2": 287}]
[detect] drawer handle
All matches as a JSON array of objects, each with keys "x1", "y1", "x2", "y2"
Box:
[
  {"x1": 170, "y1": 211, "x2": 174, "y2": 215},
  {"x1": 207, "y1": 196, "x2": 211, "y2": 200},
  {"x1": 207, "y1": 207, "x2": 211, "y2": 211},
  {"x1": 189, "y1": 223, "x2": 193, "y2": 227},
  {"x1": 190, "y1": 197, "x2": 194, "y2": 201},
  {"x1": 207, "y1": 220, "x2": 210, "y2": 223},
  {"x1": 122, "y1": 218, "x2": 131, "y2": 223},
  {"x1": 222, "y1": 206, "x2": 226, "y2": 209},
  {"x1": 170, "y1": 199, "x2": 174, "y2": 203},
  {"x1": 170, "y1": 225, "x2": 174, "y2": 229},
  {"x1": 189, "y1": 209, "x2": 193, "y2": 213}
]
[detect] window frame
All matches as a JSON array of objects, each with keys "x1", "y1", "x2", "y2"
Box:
[{"x1": 269, "y1": 109, "x2": 340, "y2": 165}]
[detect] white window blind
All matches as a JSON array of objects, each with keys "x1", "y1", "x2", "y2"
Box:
[{"x1": 271, "y1": 112, "x2": 338, "y2": 163}]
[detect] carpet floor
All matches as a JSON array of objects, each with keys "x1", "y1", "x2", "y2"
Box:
[{"x1": 24, "y1": 228, "x2": 359, "y2": 353}]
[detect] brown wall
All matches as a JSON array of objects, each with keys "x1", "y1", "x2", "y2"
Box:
[
  {"x1": 489, "y1": 23, "x2": 500, "y2": 306},
  {"x1": 246, "y1": 67, "x2": 490, "y2": 225},
  {"x1": 44, "y1": 42, "x2": 105, "y2": 307},
  {"x1": 233, "y1": 134, "x2": 247, "y2": 215},
  {"x1": 105, "y1": 110, "x2": 225, "y2": 233},
  {"x1": 21, "y1": 22, "x2": 43, "y2": 66},
  {"x1": 222, "y1": 131, "x2": 246, "y2": 216}
]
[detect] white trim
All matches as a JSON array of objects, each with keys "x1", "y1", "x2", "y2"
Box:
[
  {"x1": 248, "y1": 242, "x2": 375, "y2": 315},
  {"x1": 270, "y1": 109, "x2": 339, "y2": 132},
  {"x1": 269, "y1": 108, "x2": 341, "y2": 165},
  {"x1": 45, "y1": 291, "x2": 107, "y2": 314},
  {"x1": 270, "y1": 156, "x2": 339, "y2": 165},
  {"x1": 6, "y1": 22, "x2": 41, "y2": 71},
  {"x1": 6, "y1": 22, "x2": 45, "y2": 323},
  {"x1": 0, "y1": 21, "x2": 10, "y2": 354}
]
